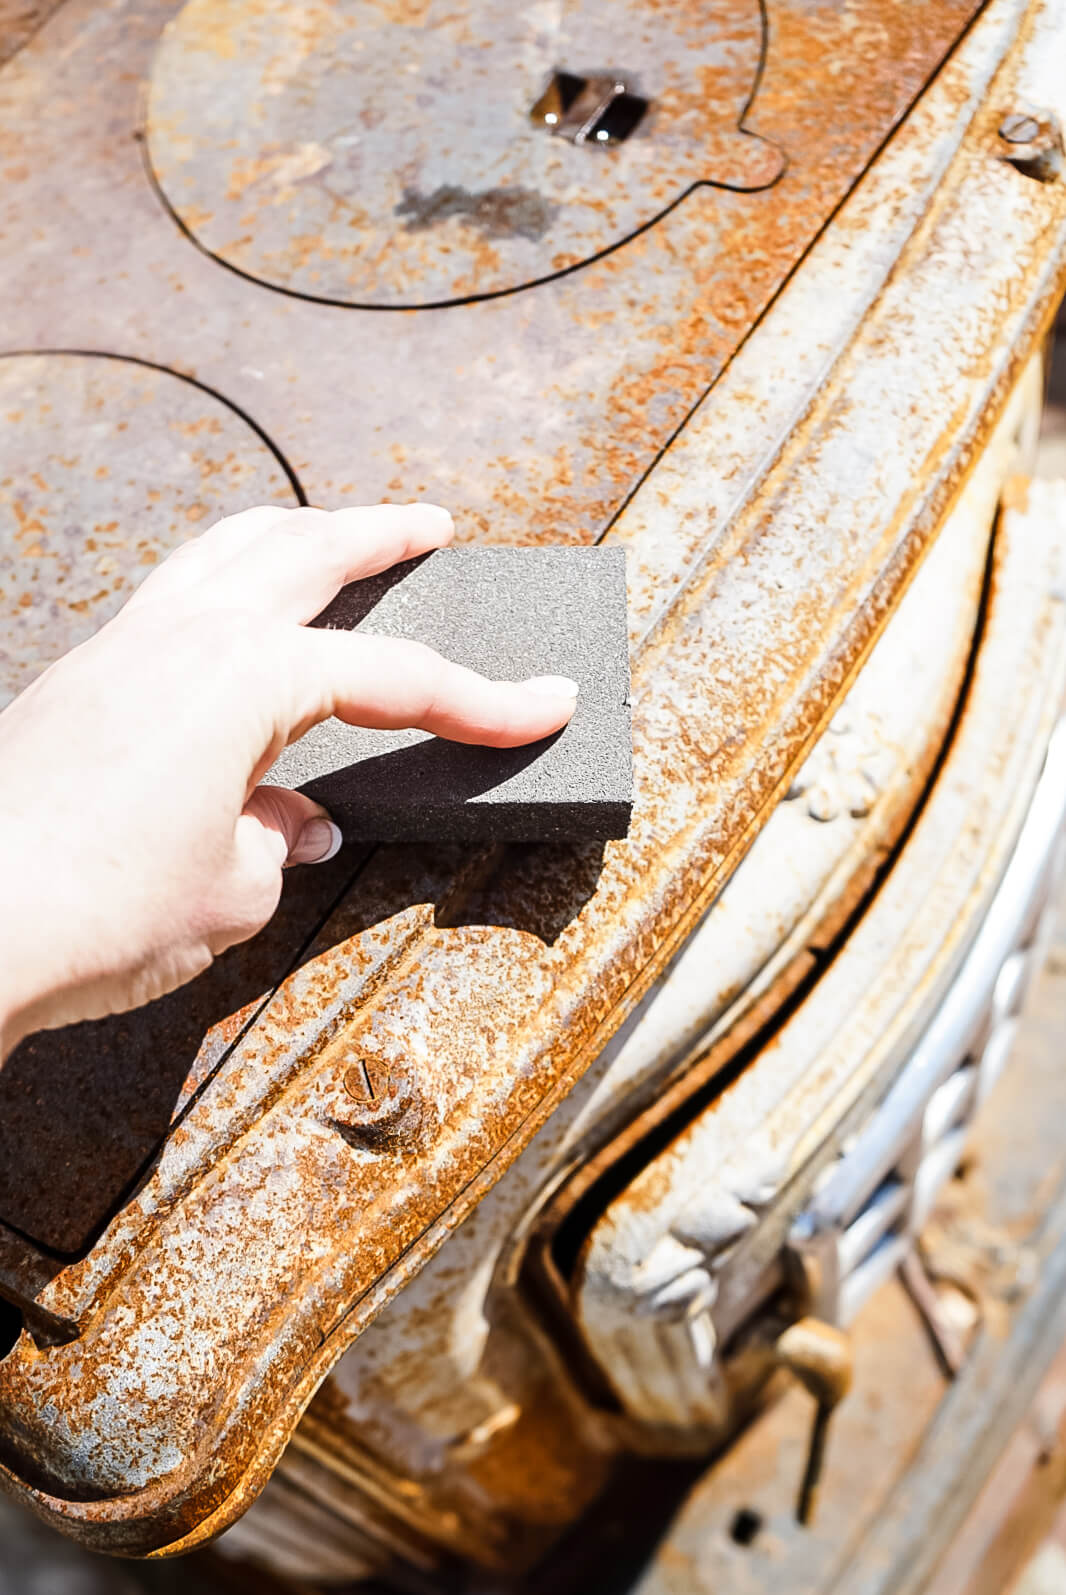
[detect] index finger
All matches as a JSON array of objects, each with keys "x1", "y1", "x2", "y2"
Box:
[
  {"x1": 277, "y1": 629, "x2": 580, "y2": 750},
  {"x1": 129, "y1": 503, "x2": 456, "y2": 624}
]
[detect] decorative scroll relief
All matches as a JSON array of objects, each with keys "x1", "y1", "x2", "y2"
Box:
[
  {"x1": 631, "y1": 1156, "x2": 784, "y2": 1319},
  {"x1": 785, "y1": 711, "x2": 896, "y2": 823},
  {"x1": 576, "y1": 1153, "x2": 785, "y2": 1432}
]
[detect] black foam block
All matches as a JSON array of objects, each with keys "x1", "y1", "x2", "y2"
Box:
[{"x1": 267, "y1": 545, "x2": 633, "y2": 842}]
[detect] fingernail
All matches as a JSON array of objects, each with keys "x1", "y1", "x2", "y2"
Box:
[
  {"x1": 522, "y1": 675, "x2": 580, "y2": 699},
  {"x1": 416, "y1": 503, "x2": 454, "y2": 531},
  {"x1": 290, "y1": 817, "x2": 343, "y2": 866}
]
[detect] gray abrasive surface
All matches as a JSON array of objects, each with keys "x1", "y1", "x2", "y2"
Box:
[{"x1": 268, "y1": 546, "x2": 633, "y2": 842}]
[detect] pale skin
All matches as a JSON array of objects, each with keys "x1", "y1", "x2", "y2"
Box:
[{"x1": 0, "y1": 504, "x2": 578, "y2": 1058}]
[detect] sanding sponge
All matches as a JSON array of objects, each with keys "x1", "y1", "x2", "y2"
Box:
[{"x1": 268, "y1": 545, "x2": 632, "y2": 842}]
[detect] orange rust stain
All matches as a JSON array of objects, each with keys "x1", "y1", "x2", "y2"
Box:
[{"x1": 1001, "y1": 473, "x2": 1031, "y2": 514}]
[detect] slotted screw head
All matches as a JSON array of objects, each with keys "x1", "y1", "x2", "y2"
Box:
[
  {"x1": 342, "y1": 1058, "x2": 390, "y2": 1104},
  {"x1": 999, "y1": 112, "x2": 1042, "y2": 144},
  {"x1": 329, "y1": 1050, "x2": 425, "y2": 1151}
]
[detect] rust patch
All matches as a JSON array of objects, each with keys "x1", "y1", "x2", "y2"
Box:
[{"x1": 395, "y1": 185, "x2": 559, "y2": 243}]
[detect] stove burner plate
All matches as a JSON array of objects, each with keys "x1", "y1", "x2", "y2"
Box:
[
  {"x1": 0, "y1": 352, "x2": 300, "y2": 710},
  {"x1": 146, "y1": 0, "x2": 783, "y2": 306},
  {"x1": 1, "y1": 0, "x2": 984, "y2": 550}
]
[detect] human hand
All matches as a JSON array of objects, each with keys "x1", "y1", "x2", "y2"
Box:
[{"x1": 0, "y1": 504, "x2": 578, "y2": 1054}]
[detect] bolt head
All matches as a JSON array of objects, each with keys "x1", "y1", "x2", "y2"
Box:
[
  {"x1": 329, "y1": 1050, "x2": 425, "y2": 1151},
  {"x1": 1000, "y1": 112, "x2": 1042, "y2": 145},
  {"x1": 342, "y1": 1058, "x2": 390, "y2": 1104}
]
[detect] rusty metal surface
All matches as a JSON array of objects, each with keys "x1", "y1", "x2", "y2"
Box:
[
  {"x1": 0, "y1": 0, "x2": 59, "y2": 66},
  {"x1": 0, "y1": 850, "x2": 359, "y2": 1257},
  {"x1": 145, "y1": 0, "x2": 785, "y2": 305},
  {"x1": 221, "y1": 332, "x2": 1066, "y2": 1586},
  {"x1": 925, "y1": 1343, "x2": 1066, "y2": 1595},
  {"x1": 0, "y1": 352, "x2": 322, "y2": 1255},
  {"x1": 573, "y1": 468, "x2": 1066, "y2": 1444},
  {"x1": 0, "y1": 0, "x2": 1009, "y2": 1274},
  {"x1": 0, "y1": 351, "x2": 301, "y2": 709},
  {"x1": 242, "y1": 344, "x2": 1013, "y2": 1582},
  {"x1": 1, "y1": 0, "x2": 1065, "y2": 1567},
  {"x1": 0, "y1": 0, "x2": 980, "y2": 543}
]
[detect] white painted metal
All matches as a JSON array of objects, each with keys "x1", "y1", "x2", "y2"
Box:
[
  {"x1": 792, "y1": 717, "x2": 1066, "y2": 1333},
  {"x1": 575, "y1": 478, "x2": 1066, "y2": 1430}
]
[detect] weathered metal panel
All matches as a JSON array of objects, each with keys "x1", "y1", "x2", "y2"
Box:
[
  {"x1": 1, "y1": 0, "x2": 1065, "y2": 1564},
  {"x1": 220, "y1": 350, "x2": 1003, "y2": 1579},
  {"x1": 625, "y1": 916, "x2": 1066, "y2": 1595},
  {"x1": 0, "y1": 0, "x2": 982, "y2": 535},
  {"x1": 574, "y1": 475, "x2": 1066, "y2": 1436},
  {"x1": 0, "y1": 352, "x2": 302, "y2": 711},
  {"x1": 145, "y1": 0, "x2": 785, "y2": 304},
  {"x1": 0, "y1": 0, "x2": 60, "y2": 65},
  {"x1": 0, "y1": 0, "x2": 1012, "y2": 1275}
]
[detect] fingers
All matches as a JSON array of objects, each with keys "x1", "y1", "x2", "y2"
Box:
[
  {"x1": 216, "y1": 789, "x2": 342, "y2": 961},
  {"x1": 209, "y1": 504, "x2": 455, "y2": 623},
  {"x1": 242, "y1": 785, "x2": 343, "y2": 867},
  {"x1": 288, "y1": 629, "x2": 580, "y2": 747},
  {"x1": 125, "y1": 505, "x2": 292, "y2": 612},
  {"x1": 126, "y1": 503, "x2": 455, "y2": 624}
]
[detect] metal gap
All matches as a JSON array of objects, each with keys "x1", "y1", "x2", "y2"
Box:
[
  {"x1": 529, "y1": 70, "x2": 589, "y2": 128},
  {"x1": 587, "y1": 91, "x2": 649, "y2": 145},
  {"x1": 0, "y1": 1296, "x2": 23, "y2": 1361},
  {"x1": 544, "y1": 501, "x2": 1002, "y2": 1286}
]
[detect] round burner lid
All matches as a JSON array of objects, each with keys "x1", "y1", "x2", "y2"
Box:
[
  {"x1": 145, "y1": 0, "x2": 782, "y2": 307},
  {"x1": 0, "y1": 353, "x2": 300, "y2": 710}
]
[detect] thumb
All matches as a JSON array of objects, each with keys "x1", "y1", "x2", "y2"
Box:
[{"x1": 242, "y1": 784, "x2": 344, "y2": 868}]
